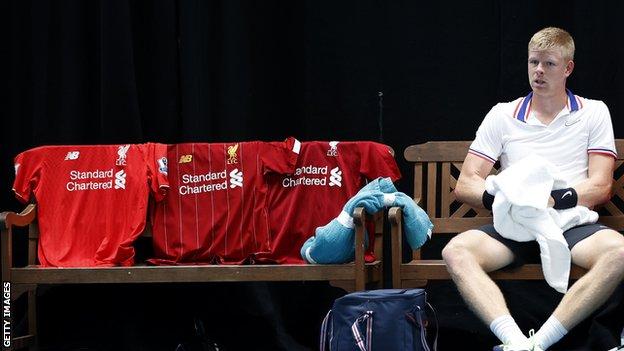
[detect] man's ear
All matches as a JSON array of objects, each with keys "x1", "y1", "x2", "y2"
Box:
[{"x1": 565, "y1": 60, "x2": 575, "y2": 77}]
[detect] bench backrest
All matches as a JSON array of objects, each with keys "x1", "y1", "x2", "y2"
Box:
[{"x1": 404, "y1": 140, "x2": 624, "y2": 258}]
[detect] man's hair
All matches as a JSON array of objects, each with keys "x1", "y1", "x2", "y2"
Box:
[{"x1": 528, "y1": 27, "x2": 575, "y2": 61}]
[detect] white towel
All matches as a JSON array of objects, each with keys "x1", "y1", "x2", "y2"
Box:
[{"x1": 484, "y1": 154, "x2": 598, "y2": 293}]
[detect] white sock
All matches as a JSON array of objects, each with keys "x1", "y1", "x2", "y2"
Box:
[
  {"x1": 490, "y1": 315, "x2": 528, "y2": 345},
  {"x1": 533, "y1": 316, "x2": 568, "y2": 350}
]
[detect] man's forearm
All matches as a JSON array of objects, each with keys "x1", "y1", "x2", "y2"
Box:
[
  {"x1": 568, "y1": 179, "x2": 612, "y2": 208},
  {"x1": 455, "y1": 175, "x2": 488, "y2": 209},
  {"x1": 457, "y1": 176, "x2": 611, "y2": 210},
  {"x1": 569, "y1": 154, "x2": 616, "y2": 208}
]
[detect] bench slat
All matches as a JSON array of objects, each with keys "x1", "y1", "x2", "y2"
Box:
[
  {"x1": 11, "y1": 263, "x2": 382, "y2": 284},
  {"x1": 399, "y1": 261, "x2": 588, "y2": 280},
  {"x1": 431, "y1": 217, "x2": 493, "y2": 233},
  {"x1": 405, "y1": 141, "x2": 472, "y2": 162}
]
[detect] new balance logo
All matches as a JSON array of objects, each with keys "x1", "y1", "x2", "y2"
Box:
[
  {"x1": 116, "y1": 145, "x2": 130, "y2": 166},
  {"x1": 179, "y1": 155, "x2": 193, "y2": 163},
  {"x1": 114, "y1": 170, "x2": 127, "y2": 189},
  {"x1": 229, "y1": 169, "x2": 243, "y2": 188},
  {"x1": 65, "y1": 151, "x2": 80, "y2": 160},
  {"x1": 561, "y1": 190, "x2": 573, "y2": 199},
  {"x1": 329, "y1": 167, "x2": 342, "y2": 187},
  {"x1": 327, "y1": 141, "x2": 339, "y2": 157}
]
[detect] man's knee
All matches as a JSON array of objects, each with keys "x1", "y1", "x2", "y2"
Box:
[
  {"x1": 593, "y1": 245, "x2": 624, "y2": 277},
  {"x1": 442, "y1": 231, "x2": 480, "y2": 271},
  {"x1": 443, "y1": 229, "x2": 516, "y2": 273},
  {"x1": 606, "y1": 245, "x2": 624, "y2": 271},
  {"x1": 590, "y1": 246, "x2": 624, "y2": 282}
]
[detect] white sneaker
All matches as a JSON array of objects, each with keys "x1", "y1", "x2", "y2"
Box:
[
  {"x1": 528, "y1": 329, "x2": 545, "y2": 351},
  {"x1": 493, "y1": 330, "x2": 544, "y2": 351},
  {"x1": 492, "y1": 340, "x2": 533, "y2": 351}
]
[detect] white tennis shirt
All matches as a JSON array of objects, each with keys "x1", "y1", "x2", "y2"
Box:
[{"x1": 469, "y1": 90, "x2": 617, "y2": 186}]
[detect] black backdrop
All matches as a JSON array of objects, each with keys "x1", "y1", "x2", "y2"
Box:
[{"x1": 4, "y1": 1, "x2": 624, "y2": 350}]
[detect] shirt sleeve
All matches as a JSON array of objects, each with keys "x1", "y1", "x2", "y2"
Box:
[
  {"x1": 587, "y1": 101, "x2": 617, "y2": 158},
  {"x1": 12, "y1": 149, "x2": 42, "y2": 203},
  {"x1": 261, "y1": 137, "x2": 301, "y2": 174},
  {"x1": 468, "y1": 104, "x2": 504, "y2": 163},
  {"x1": 144, "y1": 143, "x2": 170, "y2": 201},
  {"x1": 358, "y1": 142, "x2": 402, "y2": 181}
]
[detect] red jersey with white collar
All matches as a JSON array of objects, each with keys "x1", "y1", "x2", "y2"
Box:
[
  {"x1": 149, "y1": 138, "x2": 300, "y2": 264},
  {"x1": 12, "y1": 143, "x2": 169, "y2": 267},
  {"x1": 257, "y1": 141, "x2": 401, "y2": 264}
]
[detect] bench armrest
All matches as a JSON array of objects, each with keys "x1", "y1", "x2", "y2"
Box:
[
  {"x1": 388, "y1": 206, "x2": 404, "y2": 288},
  {"x1": 352, "y1": 207, "x2": 367, "y2": 290},
  {"x1": 1, "y1": 204, "x2": 37, "y2": 229},
  {"x1": 2, "y1": 204, "x2": 38, "y2": 279}
]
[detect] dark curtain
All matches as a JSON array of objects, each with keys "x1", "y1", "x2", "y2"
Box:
[
  {"x1": 5, "y1": 0, "x2": 624, "y2": 211},
  {"x1": 4, "y1": 0, "x2": 624, "y2": 350}
]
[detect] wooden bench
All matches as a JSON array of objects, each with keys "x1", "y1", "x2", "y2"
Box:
[
  {"x1": 389, "y1": 140, "x2": 624, "y2": 289},
  {"x1": 1, "y1": 205, "x2": 385, "y2": 350}
]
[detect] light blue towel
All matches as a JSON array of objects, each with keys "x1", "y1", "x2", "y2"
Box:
[
  {"x1": 301, "y1": 177, "x2": 433, "y2": 264},
  {"x1": 301, "y1": 179, "x2": 390, "y2": 264},
  {"x1": 367, "y1": 177, "x2": 398, "y2": 194},
  {"x1": 394, "y1": 192, "x2": 433, "y2": 250}
]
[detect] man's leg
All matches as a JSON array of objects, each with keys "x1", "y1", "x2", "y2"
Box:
[
  {"x1": 533, "y1": 229, "x2": 624, "y2": 350},
  {"x1": 442, "y1": 229, "x2": 528, "y2": 345}
]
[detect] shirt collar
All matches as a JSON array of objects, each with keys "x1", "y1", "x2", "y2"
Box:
[{"x1": 514, "y1": 89, "x2": 582, "y2": 123}]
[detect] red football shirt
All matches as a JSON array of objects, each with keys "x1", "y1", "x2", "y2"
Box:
[
  {"x1": 12, "y1": 143, "x2": 169, "y2": 267},
  {"x1": 149, "y1": 138, "x2": 300, "y2": 265},
  {"x1": 257, "y1": 141, "x2": 401, "y2": 264}
]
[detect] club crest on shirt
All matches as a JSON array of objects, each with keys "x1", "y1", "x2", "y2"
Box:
[
  {"x1": 116, "y1": 145, "x2": 130, "y2": 166},
  {"x1": 327, "y1": 141, "x2": 339, "y2": 157},
  {"x1": 227, "y1": 144, "x2": 239, "y2": 164}
]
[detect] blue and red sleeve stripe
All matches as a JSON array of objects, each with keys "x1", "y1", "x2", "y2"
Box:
[
  {"x1": 468, "y1": 148, "x2": 497, "y2": 163},
  {"x1": 588, "y1": 148, "x2": 617, "y2": 159}
]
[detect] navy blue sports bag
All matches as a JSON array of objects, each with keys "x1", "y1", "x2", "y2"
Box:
[{"x1": 320, "y1": 289, "x2": 437, "y2": 351}]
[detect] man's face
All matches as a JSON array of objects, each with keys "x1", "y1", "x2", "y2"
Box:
[{"x1": 527, "y1": 49, "x2": 574, "y2": 97}]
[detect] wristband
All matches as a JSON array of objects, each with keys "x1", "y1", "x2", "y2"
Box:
[
  {"x1": 482, "y1": 190, "x2": 495, "y2": 210},
  {"x1": 550, "y1": 188, "x2": 578, "y2": 209}
]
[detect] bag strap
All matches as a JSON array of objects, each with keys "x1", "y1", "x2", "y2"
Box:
[
  {"x1": 406, "y1": 302, "x2": 438, "y2": 351},
  {"x1": 351, "y1": 311, "x2": 374, "y2": 351},
  {"x1": 426, "y1": 302, "x2": 439, "y2": 351},
  {"x1": 320, "y1": 310, "x2": 332, "y2": 351}
]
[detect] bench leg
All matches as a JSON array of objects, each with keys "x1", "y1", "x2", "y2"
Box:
[
  {"x1": 28, "y1": 287, "x2": 37, "y2": 351},
  {"x1": 3, "y1": 284, "x2": 37, "y2": 351}
]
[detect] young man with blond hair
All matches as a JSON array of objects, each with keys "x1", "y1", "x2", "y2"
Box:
[{"x1": 443, "y1": 27, "x2": 624, "y2": 350}]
